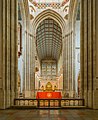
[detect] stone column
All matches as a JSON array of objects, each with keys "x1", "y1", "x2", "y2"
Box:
[
  {"x1": 30, "y1": 35, "x2": 33, "y2": 97},
  {"x1": 27, "y1": 31, "x2": 28, "y2": 93},
  {"x1": 87, "y1": 0, "x2": 93, "y2": 108},
  {"x1": 23, "y1": 31, "x2": 29, "y2": 97},
  {"x1": 32, "y1": 36, "x2": 36, "y2": 97},
  {"x1": 30, "y1": 35, "x2": 35, "y2": 98},
  {"x1": 72, "y1": 31, "x2": 76, "y2": 97},
  {"x1": 28, "y1": 34, "x2": 30, "y2": 92},
  {"x1": 24, "y1": 32, "x2": 31, "y2": 97},
  {"x1": 5, "y1": 0, "x2": 11, "y2": 107},
  {"x1": 25, "y1": 31, "x2": 29, "y2": 97},
  {"x1": 64, "y1": 36, "x2": 66, "y2": 91},
  {"x1": 80, "y1": 0, "x2": 84, "y2": 99},
  {"x1": 66, "y1": 35, "x2": 69, "y2": 95},
  {"x1": 68, "y1": 22, "x2": 71, "y2": 97},
  {"x1": 0, "y1": 0, "x2": 5, "y2": 109},
  {"x1": 62, "y1": 36, "x2": 65, "y2": 95},
  {"x1": 23, "y1": 31, "x2": 27, "y2": 96},
  {"x1": 0, "y1": 0, "x2": 18, "y2": 109},
  {"x1": 68, "y1": 31, "x2": 75, "y2": 98},
  {"x1": 0, "y1": 0, "x2": 3, "y2": 108},
  {"x1": 69, "y1": 33, "x2": 72, "y2": 97},
  {"x1": 80, "y1": 0, "x2": 88, "y2": 106},
  {"x1": 80, "y1": 0, "x2": 98, "y2": 109},
  {"x1": 69, "y1": 32, "x2": 74, "y2": 97},
  {"x1": 63, "y1": 35, "x2": 67, "y2": 97},
  {"x1": 65, "y1": 30, "x2": 75, "y2": 98},
  {"x1": 10, "y1": 0, "x2": 18, "y2": 105},
  {"x1": 64, "y1": 35, "x2": 68, "y2": 95},
  {"x1": 93, "y1": 0, "x2": 98, "y2": 109}
]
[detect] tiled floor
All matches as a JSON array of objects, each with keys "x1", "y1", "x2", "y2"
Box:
[{"x1": 0, "y1": 109, "x2": 98, "y2": 120}]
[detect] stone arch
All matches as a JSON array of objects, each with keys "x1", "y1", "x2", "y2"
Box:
[
  {"x1": 18, "y1": 0, "x2": 26, "y2": 29},
  {"x1": 32, "y1": 9, "x2": 66, "y2": 34},
  {"x1": 19, "y1": 0, "x2": 31, "y2": 30}
]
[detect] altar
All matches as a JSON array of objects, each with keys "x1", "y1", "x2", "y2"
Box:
[
  {"x1": 36, "y1": 91, "x2": 62, "y2": 99},
  {"x1": 36, "y1": 82, "x2": 62, "y2": 99}
]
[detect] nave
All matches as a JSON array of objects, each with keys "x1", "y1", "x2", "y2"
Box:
[{"x1": 0, "y1": 0, "x2": 98, "y2": 112}]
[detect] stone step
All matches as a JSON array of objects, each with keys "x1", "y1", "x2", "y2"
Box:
[{"x1": 11, "y1": 105, "x2": 86, "y2": 109}]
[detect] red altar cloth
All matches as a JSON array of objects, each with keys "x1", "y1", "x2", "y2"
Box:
[{"x1": 36, "y1": 92, "x2": 62, "y2": 99}]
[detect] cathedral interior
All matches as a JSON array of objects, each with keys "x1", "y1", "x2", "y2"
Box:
[{"x1": 0, "y1": 0, "x2": 98, "y2": 119}]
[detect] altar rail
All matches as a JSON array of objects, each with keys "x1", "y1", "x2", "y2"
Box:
[{"x1": 14, "y1": 98, "x2": 84, "y2": 108}]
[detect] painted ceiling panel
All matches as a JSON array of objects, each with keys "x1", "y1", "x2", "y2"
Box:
[{"x1": 36, "y1": 18, "x2": 62, "y2": 60}]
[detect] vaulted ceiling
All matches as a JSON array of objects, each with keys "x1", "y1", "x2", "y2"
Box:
[{"x1": 36, "y1": 18, "x2": 62, "y2": 61}]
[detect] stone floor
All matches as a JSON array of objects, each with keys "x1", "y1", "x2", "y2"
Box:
[{"x1": 0, "y1": 109, "x2": 98, "y2": 120}]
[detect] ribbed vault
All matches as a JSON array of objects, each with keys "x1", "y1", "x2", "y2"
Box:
[{"x1": 36, "y1": 18, "x2": 62, "y2": 60}]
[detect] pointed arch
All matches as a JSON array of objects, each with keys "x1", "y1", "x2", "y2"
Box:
[{"x1": 32, "y1": 9, "x2": 66, "y2": 34}]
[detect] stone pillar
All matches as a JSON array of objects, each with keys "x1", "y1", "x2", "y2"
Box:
[
  {"x1": 67, "y1": 31, "x2": 75, "y2": 98},
  {"x1": 23, "y1": 32, "x2": 35, "y2": 98},
  {"x1": 31, "y1": 36, "x2": 36, "y2": 97},
  {"x1": 64, "y1": 35, "x2": 69, "y2": 96},
  {"x1": 80, "y1": 0, "x2": 98, "y2": 109},
  {"x1": 23, "y1": 31, "x2": 27, "y2": 96},
  {"x1": 80, "y1": 0, "x2": 84, "y2": 99},
  {"x1": 30, "y1": 35, "x2": 33, "y2": 97},
  {"x1": 69, "y1": 33, "x2": 72, "y2": 97},
  {"x1": 67, "y1": 34, "x2": 70, "y2": 96},
  {"x1": 80, "y1": 0, "x2": 88, "y2": 106},
  {"x1": 0, "y1": 0, "x2": 18, "y2": 109},
  {"x1": 63, "y1": 35, "x2": 68, "y2": 97},
  {"x1": 30, "y1": 35, "x2": 35, "y2": 98},
  {"x1": 25, "y1": 31, "x2": 29, "y2": 97},
  {"x1": 5, "y1": 0, "x2": 11, "y2": 107},
  {"x1": 64, "y1": 30, "x2": 75, "y2": 98},
  {"x1": 24, "y1": 32, "x2": 31, "y2": 97},
  {"x1": 66, "y1": 35, "x2": 69, "y2": 95},
  {"x1": 28, "y1": 34, "x2": 30, "y2": 92},
  {"x1": 23, "y1": 31, "x2": 28, "y2": 97},
  {"x1": 87, "y1": 0, "x2": 93, "y2": 108},
  {"x1": 26, "y1": 31, "x2": 28, "y2": 93},
  {"x1": 63, "y1": 36, "x2": 65, "y2": 92},
  {"x1": 64, "y1": 36, "x2": 67, "y2": 92},
  {"x1": 10, "y1": 0, "x2": 18, "y2": 105},
  {"x1": 0, "y1": 0, "x2": 5, "y2": 109},
  {"x1": 72, "y1": 31, "x2": 76, "y2": 97},
  {"x1": 93, "y1": 0, "x2": 98, "y2": 109},
  {"x1": 69, "y1": 32, "x2": 74, "y2": 97}
]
